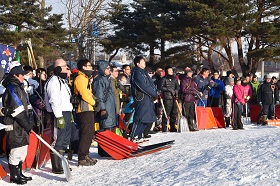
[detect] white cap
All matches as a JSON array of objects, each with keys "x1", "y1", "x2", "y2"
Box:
[{"x1": 266, "y1": 74, "x2": 272, "y2": 79}]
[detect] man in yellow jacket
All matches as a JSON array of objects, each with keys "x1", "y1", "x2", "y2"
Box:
[{"x1": 74, "y1": 59, "x2": 97, "y2": 166}]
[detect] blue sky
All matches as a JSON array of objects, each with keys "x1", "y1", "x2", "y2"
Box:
[{"x1": 46, "y1": 0, "x2": 65, "y2": 15}]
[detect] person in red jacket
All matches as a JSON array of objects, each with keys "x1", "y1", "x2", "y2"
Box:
[{"x1": 232, "y1": 77, "x2": 245, "y2": 130}]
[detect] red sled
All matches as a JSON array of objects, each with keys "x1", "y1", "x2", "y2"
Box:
[
  {"x1": 37, "y1": 128, "x2": 52, "y2": 168},
  {"x1": 0, "y1": 164, "x2": 7, "y2": 180},
  {"x1": 211, "y1": 107, "x2": 225, "y2": 128},
  {"x1": 95, "y1": 130, "x2": 174, "y2": 160},
  {"x1": 22, "y1": 132, "x2": 39, "y2": 170}
]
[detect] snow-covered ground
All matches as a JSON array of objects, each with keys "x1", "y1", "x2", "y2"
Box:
[{"x1": 1, "y1": 122, "x2": 280, "y2": 186}]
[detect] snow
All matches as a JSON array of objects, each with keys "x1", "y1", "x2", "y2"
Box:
[{"x1": 1, "y1": 123, "x2": 280, "y2": 185}]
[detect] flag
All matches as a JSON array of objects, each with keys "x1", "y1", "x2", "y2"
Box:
[{"x1": 0, "y1": 44, "x2": 16, "y2": 72}]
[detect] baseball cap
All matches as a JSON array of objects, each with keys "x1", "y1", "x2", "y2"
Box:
[{"x1": 9, "y1": 65, "x2": 28, "y2": 76}]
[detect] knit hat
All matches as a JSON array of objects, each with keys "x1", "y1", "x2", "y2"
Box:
[
  {"x1": 266, "y1": 74, "x2": 272, "y2": 79},
  {"x1": 184, "y1": 67, "x2": 193, "y2": 73},
  {"x1": 228, "y1": 77, "x2": 234, "y2": 83}
]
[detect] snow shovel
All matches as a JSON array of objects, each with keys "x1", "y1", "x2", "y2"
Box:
[
  {"x1": 31, "y1": 130, "x2": 71, "y2": 182},
  {"x1": 175, "y1": 100, "x2": 189, "y2": 132},
  {"x1": 159, "y1": 97, "x2": 170, "y2": 132}
]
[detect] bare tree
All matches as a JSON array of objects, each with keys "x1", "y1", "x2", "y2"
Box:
[{"x1": 62, "y1": 0, "x2": 107, "y2": 60}]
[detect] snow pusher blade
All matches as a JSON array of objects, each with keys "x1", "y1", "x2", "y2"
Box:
[
  {"x1": 31, "y1": 131, "x2": 71, "y2": 182},
  {"x1": 95, "y1": 130, "x2": 174, "y2": 160}
]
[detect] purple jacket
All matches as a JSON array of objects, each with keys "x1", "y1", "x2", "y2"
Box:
[{"x1": 180, "y1": 76, "x2": 198, "y2": 103}]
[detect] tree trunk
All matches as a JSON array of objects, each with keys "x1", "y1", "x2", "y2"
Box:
[
  {"x1": 236, "y1": 32, "x2": 249, "y2": 76},
  {"x1": 37, "y1": 56, "x2": 45, "y2": 68},
  {"x1": 160, "y1": 39, "x2": 165, "y2": 63},
  {"x1": 109, "y1": 49, "x2": 119, "y2": 62},
  {"x1": 208, "y1": 45, "x2": 214, "y2": 72},
  {"x1": 149, "y1": 42, "x2": 155, "y2": 64}
]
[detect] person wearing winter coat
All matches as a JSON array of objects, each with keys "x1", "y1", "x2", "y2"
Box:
[
  {"x1": 250, "y1": 75, "x2": 260, "y2": 104},
  {"x1": 130, "y1": 56, "x2": 157, "y2": 141},
  {"x1": 196, "y1": 68, "x2": 212, "y2": 107},
  {"x1": 2, "y1": 65, "x2": 35, "y2": 184},
  {"x1": 232, "y1": 77, "x2": 245, "y2": 130},
  {"x1": 74, "y1": 59, "x2": 97, "y2": 166},
  {"x1": 44, "y1": 59, "x2": 73, "y2": 174},
  {"x1": 224, "y1": 78, "x2": 234, "y2": 127},
  {"x1": 180, "y1": 68, "x2": 199, "y2": 131},
  {"x1": 257, "y1": 75, "x2": 279, "y2": 124},
  {"x1": 208, "y1": 70, "x2": 225, "y2": 107},
  {"x1": 110, "y1": 65, "x2": 123, "y2": 115},
  {"x1": 93, "y1": 60, "x2": 117, "y2": 130},
  {"x1": 159, "y1": 66, "x2": 179, "y2": 132},
  {"x1": 242, "y1": 77, "x2": 253, "y2": 117}
]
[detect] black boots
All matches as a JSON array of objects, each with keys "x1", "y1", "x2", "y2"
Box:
[
  {"x1": 18, "y1": 161, "x2": 32, "y2": 181},
  {"x1": 50, "y1": 151, "x2": 64, "y2": 174},
  {"x1": 9, "y1": 162, "x2": 30, "y2": 184},
  {"x1": 225, "y1": 117, "x2": 231, "y2": 127}
]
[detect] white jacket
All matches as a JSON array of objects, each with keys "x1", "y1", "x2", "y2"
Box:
[{"x1": 44, "y1": 76, "x2": 73, "y2": 118}]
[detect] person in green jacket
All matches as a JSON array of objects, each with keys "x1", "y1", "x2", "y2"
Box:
[{"x1": 250, "y1": 75, "x2": 260, "y2": 104}]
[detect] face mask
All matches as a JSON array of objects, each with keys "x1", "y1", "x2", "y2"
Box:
[
  {"x1": 53, "y1": 66, "x2": 68, "y2": 79},
  {"x1": 57, "y1": 73, "x2": 68, "y2": 79},
  {"x1": 83, "y1": 70, "x2": 93, "y2": 77}
]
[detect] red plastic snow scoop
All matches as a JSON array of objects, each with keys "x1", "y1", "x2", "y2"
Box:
[{"x1": 95, "y1": 130, "x2": 174, "y2": 160}]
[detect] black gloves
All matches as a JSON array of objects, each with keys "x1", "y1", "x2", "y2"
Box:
[{"x1": 1, "y1": 107, "x2": 15, "y2": 116}]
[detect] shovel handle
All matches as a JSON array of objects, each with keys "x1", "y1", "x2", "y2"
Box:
[
  {"x1": 175, "y1": 100, "x2": 182, "y2": 116},
  {"x1": 31, "y1": 130, "x2": 63, "y2": 159}
]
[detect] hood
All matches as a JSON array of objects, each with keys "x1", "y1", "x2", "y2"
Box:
[
  {"x1": 2, "y1": 74, "x2": 21, "y2": 88},
  {"x1": 97, "y1": 60, "x2": 110, "y2": 76}
]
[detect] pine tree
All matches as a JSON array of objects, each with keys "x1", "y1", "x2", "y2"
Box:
[{"x1": 0, "y1": 0, "x2": 70, "y2": 67}]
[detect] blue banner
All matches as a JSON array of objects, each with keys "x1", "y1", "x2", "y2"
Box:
[{"x1": 0, "y1": 44, "x2": 16, "y2": 72}]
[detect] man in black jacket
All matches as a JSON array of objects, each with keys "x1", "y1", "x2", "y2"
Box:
[
  {"x1": 2, "y1": 65, "x2": 35, "y2": 184},
  {"x1": 159, "y1": 66, "x2": 179, "y2": 132},
  {"x1": 257, "y1": 74, "x2": 279, "y2": 124}
]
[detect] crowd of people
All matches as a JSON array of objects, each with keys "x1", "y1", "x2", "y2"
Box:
[{"x1": 0, "y1": 56, "x2": 279, "y2": 184}]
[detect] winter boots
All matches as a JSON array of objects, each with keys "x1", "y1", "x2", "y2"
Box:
[
  {"x1": 78, "y1": 154, "x2": 97, "y2": 166},
  {"x1": 262, "y1": 115, "x2": 268, "y2": 125},
  {"x1": 225, "y1": 117, "x2": 231, "y2": 127},
  {"x1": 188, "y1": 118, "x2": 198, "y2": 131},
  {"x1": 9, "y1": 161, "x2": 32, "y2": 184},
  {"x1": 50, "y1": 150, "x2": 64, "y2": 174},
  {"x1": 18, "y1": 161, "x2": 32, "y2": 181}
]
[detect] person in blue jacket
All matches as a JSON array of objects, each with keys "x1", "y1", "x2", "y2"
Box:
[
  {"x1": 208, "y1": 70, "x2": 225, "y2": 107},
  {"x1": 130, "y1": 56, "x2": 157, "y2": 141},
  {"x1": 93, "y1": 60, "x2": 117, "y2": 131}
]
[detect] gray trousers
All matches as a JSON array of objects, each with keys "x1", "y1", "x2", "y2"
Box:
[{"x1": 51, "y1": 111, "x2": 72, "y2": 151}]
